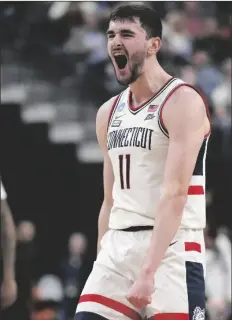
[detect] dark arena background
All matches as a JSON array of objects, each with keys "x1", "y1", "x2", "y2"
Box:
[{"x1": 0, "y1": 2, "x2": 231, "y2": 320}]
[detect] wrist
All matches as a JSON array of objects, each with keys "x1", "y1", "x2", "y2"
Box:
[{"x1": 140, "y1": 265, "x2": 155, "y2": 279}]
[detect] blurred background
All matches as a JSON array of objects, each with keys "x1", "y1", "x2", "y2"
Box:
[{"x1": 0, "y1": 1, "x2": 231, "y2": 320}]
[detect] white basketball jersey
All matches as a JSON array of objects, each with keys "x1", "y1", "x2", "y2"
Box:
[{"x1": 107, "y1": 77, "x2": 210, "y2": 230}]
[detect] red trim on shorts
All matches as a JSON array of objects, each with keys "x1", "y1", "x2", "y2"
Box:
[
  {"x1": 107, "y1": 95, "x2": 120, "y2": 130},
  {"x1": 187, "y1": 185, "x2": 204, "y2": 195},
  {"x1": 159, "y1": 83, "x2": 211, "y2": 138},
  {"x1": 79, "y1": 294, "x2": 142, "y2": 320},
  {"x1": 128, "y1": 77, "x2": 175, "y2": 112},
  {"x1": 185, "y1": 242, "x2": 201, "y2": 253},
  {"x1": 148, "y1": 313, "x2": 189, "y2": 320}
]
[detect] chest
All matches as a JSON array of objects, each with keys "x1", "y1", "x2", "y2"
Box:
[{"x1": 107, "y1": 97, "x2": 167, "y2": 155}]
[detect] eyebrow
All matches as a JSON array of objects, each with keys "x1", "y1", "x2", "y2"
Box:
[
  {"x1": 106, "y1": 30, "x2": 114, "y2": 36},
  {"x1": 106, "y1": 29, "x2": 136, "y2": 35}
]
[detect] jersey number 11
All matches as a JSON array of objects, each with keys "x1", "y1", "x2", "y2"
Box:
[{"x1": 118, "y1": 154, "x2": 131, "y2": 189}]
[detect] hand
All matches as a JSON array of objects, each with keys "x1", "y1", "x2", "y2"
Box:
[
  {"x1": 126, "y1": 274, "x2": 154, "y2": 309},
  {"x1": 1, "y1": 278, "x2": 17, "y2": 308}
]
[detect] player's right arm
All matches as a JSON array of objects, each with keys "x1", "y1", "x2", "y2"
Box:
[{"x1": 96, "y1": 97, "x2": 117, "y2": 255}]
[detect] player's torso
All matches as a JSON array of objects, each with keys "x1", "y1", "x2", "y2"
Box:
[{"x1": 107, "y1": 77, "x2": 209, "y2": 229}]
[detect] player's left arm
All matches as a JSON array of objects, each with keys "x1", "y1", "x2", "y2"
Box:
[{"x1": 141, "y1": 86, "x2": 210, "y2": 277}]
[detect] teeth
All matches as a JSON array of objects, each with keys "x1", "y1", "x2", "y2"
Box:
[{"x1": 113, "y1": 52, "x2": 125, "y2": 56}]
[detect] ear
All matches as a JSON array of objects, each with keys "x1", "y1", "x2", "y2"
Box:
[{"x1": 147, "y1": 37, "x2": 161, "y2": 55}]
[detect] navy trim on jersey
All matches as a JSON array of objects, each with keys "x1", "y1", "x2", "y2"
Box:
[
  {"x1": 193, "y1": 138, "x2": 208, "y2": 175},
  {"x1": 186, "y1": 261, "x2": 206, "y2": 319},
  {"x1": 128, "y1": 78, "x2": 177, "y2": 115}
]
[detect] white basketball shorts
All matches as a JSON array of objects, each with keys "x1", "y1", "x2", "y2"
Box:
[{"x1": 75, "y1": 228, "x2": 206, "y2": 320}]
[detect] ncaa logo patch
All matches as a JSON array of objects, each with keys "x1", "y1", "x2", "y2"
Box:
[
  {"x1": 193, "y1": 307, "x2": 205, "y2": 320},
  {"x1": 117, "y1": 102, "x2": 125, "y2": 112}
]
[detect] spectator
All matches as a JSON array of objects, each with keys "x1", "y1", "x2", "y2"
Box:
[
  {"x1": 193, "y1": 50, "x2": 223, "y2": 98},
  {"x1": 211, "y1": 58, "x2": 231, "y2": 156},
  {"x1": 211, "y1": 58, "x2": 231, "y2": 127},
  {"x1": 179, "y1": 64, "x2": 197, "y2": 85},
  {"x1": 163, "y1": 11, "x2": 193, "y2": 59},
  {"x1": 31, "y1": 274, "x2": 64, "y2": 320},
  {"x1": 2, "y1": 221, "x2": 37, "y2": 320},
  {"x1": 59, "y1": 232, "x2": 88, "y2": 319},
  {"x1": 15, "y1": 221, "x2": 36, "y2": 320}
]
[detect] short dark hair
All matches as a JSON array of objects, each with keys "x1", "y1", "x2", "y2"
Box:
[{"x1": 110, "y1": 3, "x2": 162, "y2": 39}]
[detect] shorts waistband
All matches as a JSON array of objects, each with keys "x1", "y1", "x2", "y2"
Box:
[{"x1": 115, "y1": 226, "x2": 154, "y2": 232}]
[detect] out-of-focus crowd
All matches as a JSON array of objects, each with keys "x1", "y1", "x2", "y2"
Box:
[
  {"x1": 1, "y1": 1, "x2": 231, "y2": 320},
  {"x1": 1, "y1": 2, "x2": 231, "y2": 142},
  {"x1": 2, "y1": 219, "x2": 89, "y2": 320}
]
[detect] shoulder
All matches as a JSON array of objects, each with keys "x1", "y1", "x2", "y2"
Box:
[
  {"x1": 167, "y1": 84, "x2": 205, "y2": 108},
  {"x1": 96, "y1": 95, "x2": 119, "y2": 126},
  {"x1": 163, "y1": 84, "x2": 207, "y2": 122},
  {"x1": 96, "y1": 87, "x2": 128, "y2": 124},
  {"x1": 162, "y1": 84, "x2": 210, "y2": 136},
  {"x1": 96, "y1": 95, "x2": 119, "y2": 150}
]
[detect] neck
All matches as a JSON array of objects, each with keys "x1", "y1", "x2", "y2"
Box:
[{"x1": 129, "y1": 59, "x2": 172, "y2": 107}]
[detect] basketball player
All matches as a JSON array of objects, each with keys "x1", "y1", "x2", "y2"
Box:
[
  {"x1": 1, "y1": 181, "x2": 17, "y2": 308},
  {"x1": 75, "y1": 4, "x2": 210, "y2": 320}
]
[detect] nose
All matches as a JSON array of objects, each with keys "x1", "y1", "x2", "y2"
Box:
[{"x1": 112, "y1": 33, "x2": 123, "y2": 48}]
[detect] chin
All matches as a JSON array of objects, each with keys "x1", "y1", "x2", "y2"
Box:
[
  {"x1": 114, "y1": 69, "x2": 129, "y2": 86},
  {"x1": 117, "y1": 74, "x2": 139, "y2": 86},
  {"x1": 117, "y1": 76, "x2": 131, "y2": 86}
]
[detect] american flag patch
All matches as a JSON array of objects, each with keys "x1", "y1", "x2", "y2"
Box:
[{"x1": 148, "y1": 104, "x2": 158, "y2": 112}]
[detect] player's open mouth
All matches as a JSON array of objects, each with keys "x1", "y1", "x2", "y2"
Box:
[{"x1": 113, "y1": 53, "x2": 128, "y2": 70}]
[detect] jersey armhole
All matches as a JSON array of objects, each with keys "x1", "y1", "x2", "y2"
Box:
[{"x1": 158, "y1": 83, "x2": 212, "y2": 138}]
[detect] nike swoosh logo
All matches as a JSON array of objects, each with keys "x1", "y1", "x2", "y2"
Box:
[
  {"x1": 169, "y1": 241, "x2": 178, "y2": 247},
  {"x1": 115, "y1": 114, "x2": 125, "y2": 120}
]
